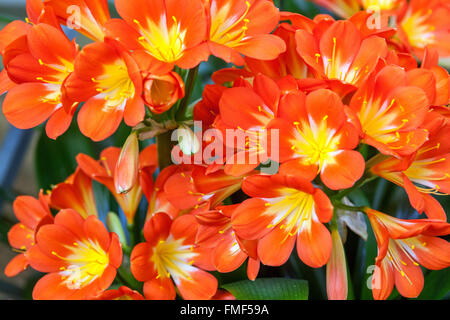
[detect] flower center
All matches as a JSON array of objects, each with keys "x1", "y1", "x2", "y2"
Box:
[
  {"x1": 401, "y1": 10, "x2": 435, "y2": 49},
  {"x1": 151, "y1": 236, "x2": 198, "y2": 280},
  {"x1": 92, "y1": 61, "x2": 135, "y2": 110},
  {"x1": 134, "y1": 16, "x2": 187, "y2": 63},
  {"x1": 265, "y1": 190, "x2": 316, "y2": 238},
  {"x1": 210, "y1": 1, "x2": 251, "y2": 47},
  {"x1": 54, "y1": 240, "x2": 109, "y2": 290},
  {"x1": 291, "y1": 118, "x2": 340, "y2": 171}
]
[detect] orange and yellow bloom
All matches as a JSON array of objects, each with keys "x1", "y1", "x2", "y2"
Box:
[
  {"x1": 130, "y1": 212, "x2": 218, "y2": 300},
  {"x1": 367, "y1": 208, "x2": 450, "y2": 300},
  {"x1": 26, "y1": 209, "x2": 123, "y2": 300},
  {"x1": 232, "y1": 174, "x2": 333, "y2": 267}
]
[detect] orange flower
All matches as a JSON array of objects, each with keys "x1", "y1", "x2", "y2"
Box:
[
  {"x1": 371, "y1": 113, "x2": 449, "y2": 221},
  {"x1": 130, "y1": 212, "x2": 218, "y2": 300},
  {"x1": 268, "y1": 89, "x2": 365, "y2": 190},
  {"x1": 206, "y1": 0, "x2": 286, "y2": 65},
  {"x1": 232, "y1": 174, "x2": 333, "y2": 267},
  {"x1": 26, "y1": 209, "x2": 123, "y2": 300},
  {"x1": 143, "y1": 71, "x2": 185, "y2": 114},
  {"x1": 244, "y1": 20, "x2": 320, "y2": 86},
  {"x1": 50, "y1": 168, "x2": 99, "y2": 219},
  {"x1": 366, "y1": 208, "x2": 450, "y2": 300},
  {"x1": 1, "y1": 23, "x2": 78, "y2": 139},
  {"x1": 326, "y1": 228, "x2": 348, "y2": 300},
  {"x1": 164, "y1": 165, "x2": 250, "y2": 211},
  {"x1": 195, "y1": 204, "x2": 260, "y2": 280},
  {"x1": 349, "y1": 65, "x2": 430, "y2": 157},
  {"x1": 398, "y1": 0, "x2": 450, "y2": 59},
  {"x1": 141, "y1": 165, "x2": 180, "y2": 220},
  {"x1": 95, "y1": 286, "x2": 144, "y2": 300},
  {"x1": 360, "y1": 0, "x2": 406, "y2": 12},
  {"x1": 41, "y1": 0, "x2": 111, "y2": 41},
  {"x1": 65, "y1": 41, "x2": 144, "y2": 141},
  {"x1": 4, "y1": 192, "x2": 53, "y2": 277},
  {"x1": 76, "y1": 145, "x2": 158, "y2": 225},
  {"x1": 417, "y1": 47, "x2": 450, "y2": 107},
  {"x1": 215, "y1": 74, "x2": 281, "y2": 176},
  {"x1": 295, "y1": 19, "x2": 388, "y2": 97},
  {"x1": 105, "y1": 0, "x2": 210, "y2": 74}
]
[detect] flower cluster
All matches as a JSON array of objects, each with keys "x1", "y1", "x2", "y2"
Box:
[{"x1": 1, "y1": 0, "x2": 449, "y2": 300}]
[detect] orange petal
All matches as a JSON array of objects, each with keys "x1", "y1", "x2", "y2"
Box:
[
  {"x1": 176, "y1": 269, "x2": 218, "y2": 300},
  {"x1": 77, "y1": 97, "x2": 124, "y2": 141},
  {"x1": 320, "y1": 150, "x2": 365, "y2": 190},
  {"x1": 257, "y1": 225, "x2": 296, "y2": 266},
  {"x1": 3, "y1": 83, "x2": 60, "y2": 129},
  {"x1": 144, "y1": 276, "x2": 176, "y2": 300},
  {"x1": 4, "y1": 254, "x2": 29, "y2": 277},
  {"x1": 297, "y1": 218, "x2": 332, "y2": 268}
]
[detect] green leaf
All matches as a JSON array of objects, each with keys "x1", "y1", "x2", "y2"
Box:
[
  {"x1": 415, "y1": 269, "x2": 450, "y2": 300},
  {"x1": 34, "y1": 124, "x2": 95, "y2": 190},
  {"x1": 222, "y1": 278, "x2": 308, "y2": 300}
]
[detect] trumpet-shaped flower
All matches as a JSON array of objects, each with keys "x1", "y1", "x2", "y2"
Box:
[
  {"x1": 26, "y1": 209, "x2": 123, "y2": 300},
  {"x1": 295, "y1": 20, "x2": 388, "y2": 96},
  {"x1": 195, "y1": 204, "x2": 260, "y2": 280},
  {"x1": 206, "y1": 0, "x2": 286, "y2": 65},
  {"x1": 398, "y1": 0, "x2": 450, "y2": 59},
  {"x1": 5, "y1": 193, "x2": 53, "y2": 277},
  {"x1": 50, "y1": 168, "x2": 98, "y2": 219},
  {"x1": 1, "y1": 23, "x2": 78, "y2": 139},
  {"x1": 371, "y1": 114, "x2": 450, "y2": 220},
  {"x1": 232, "y1": 174, "x2": 334, "y2": 267},
  {"x1": 268, "y1": 89, "x2": 365, "y2": 190},
  {"x1": 65, "y1": 41, "x2": 144, "y2": 141},
  {"x1": 349, "y1": 65, "x2": 430, "y2": 157},
  {"x1": 366, "y1": 208, "x2": 450, "y2": 300},
  {"x1": 130, "y1": 212, "x2": 218, "y2": 300},
  {"x1": 106, "y1": 0, "x2": 210, "y2": 74}
]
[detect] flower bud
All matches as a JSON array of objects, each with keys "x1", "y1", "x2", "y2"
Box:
[
  {"x1": 176, "y1": 124, "x2": 200, "y2": 155},
  {"x1": 106, "y1": 212, "x2": 128, "y2": 247},
  {"x1": 326, "y1": 228, "x2": 348, "y2": 300},
  {"x1": 114, "y1": 131, "x2": 139, "y2": 194},
  {"x1": 143, "y1": 72, "x2": 185, "y2": 114}
]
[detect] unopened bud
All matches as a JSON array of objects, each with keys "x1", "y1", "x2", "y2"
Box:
[
  {"x1": 106, "y1": 212, "x2": 128, "y2": 247},
  {"x1": 326, "y1": 228, "x2": 348, "y2": 300},
  {"x1": 176, "y1": 124, "x2": 200, "y2": 155},
  {"x1": 114, "y1": 131, "x2": 139, "y2": 194}
]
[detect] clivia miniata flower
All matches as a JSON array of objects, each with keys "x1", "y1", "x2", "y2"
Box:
[
  {"x1": 232, "y1": 174, "x2": 333, "y2": 267},
  {"x1": 206, "y1": 0, "x2": 286, "y2": 65},
  {"x1": 26, "y1": 209, "x2": 123, "y2": 300},
  {"x1": 106, "y1": 0, "x2": 210, "y2": 74},
  {"x1": 130, "y1": 212, "x2": 218, "y2": 300},
  {"x1": 366, "y1": 208, "x2": 450, "y2": 300},
  {"x1": 65, "y1": 41, "x2": 144, "y2": 141},
  {"x1": 1, "y1": 23, "x2": 78, "y2": 139},
  {"x1": 4, "y1": 193, "x2": 53, "y2": 277},
  {"x1": 269, "y1": 88, "x2": 365, "y2": 190}
]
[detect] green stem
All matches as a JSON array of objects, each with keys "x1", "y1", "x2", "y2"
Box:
[
  {"x1": 332, "y1": 201, "x2": 366, "y2": 213},
  {"x1": 334, "y1": 171, "x2": 377, "y2": 200},
  {"x1": 117, "y1": 267, "x2": 140, "y2": 290},
  {"x1": 176, "y1": 66, "x2": 199, "y2": 121},
  {"x1": 157, "y1": 130, "x2": 175, "y2": 170}
]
